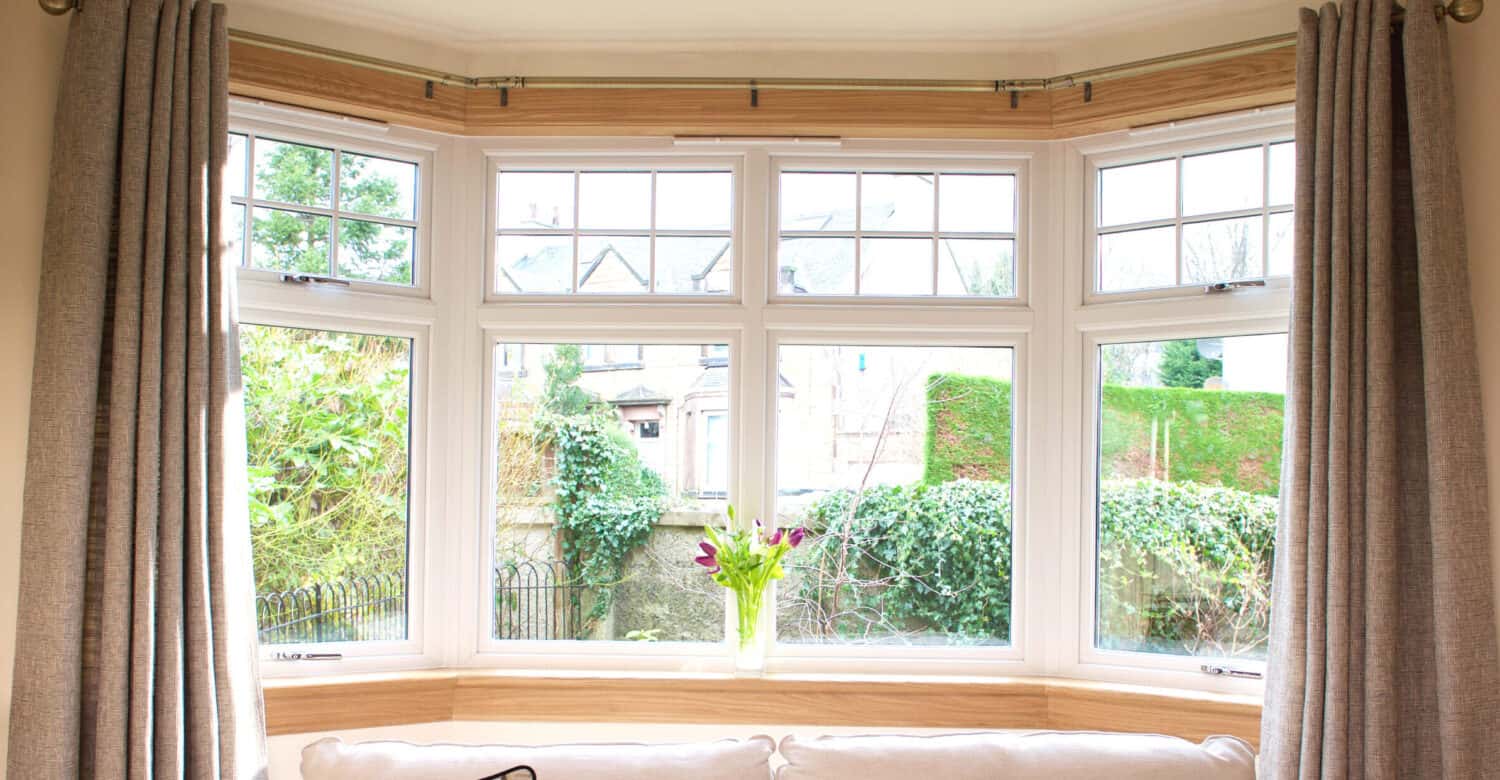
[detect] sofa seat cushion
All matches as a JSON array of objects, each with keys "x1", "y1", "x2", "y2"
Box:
[
  {"x1": 300, "y1": 735, "x2": 776, "y2": 780},
  {"x1": 775, "y1": 731, "x2": 1255, "y2": 780}
]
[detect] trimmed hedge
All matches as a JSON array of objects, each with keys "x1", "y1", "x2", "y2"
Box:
[
  {"x1": 923, "y1": 374, "x2": 1012, "y2": 484},
  {"x1": 795, "y1": 478, "x2": 1275, "y2": 656},
  {"x1": 924, "y1": 373, "x2": 1285, "y2": 496}
]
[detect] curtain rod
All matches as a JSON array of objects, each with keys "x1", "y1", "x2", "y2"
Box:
[{"x1": 39, "y1": 0, "x2": 1484, "y2": 94}]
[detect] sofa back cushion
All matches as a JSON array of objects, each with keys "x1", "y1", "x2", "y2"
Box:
[
  {"x1": 301, "y1": 735, "x2": 776, "y2": 780},
  {"x1": 775, "y1": 731, "x2": 1255, "y2": 780}
]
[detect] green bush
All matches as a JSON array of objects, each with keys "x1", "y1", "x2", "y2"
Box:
[
  {"x1": 1098, "y1": 479, "x2": 1276, "y2": 658},
  {"x1": 1100, "y1": 385, "x2": 1284, "y2": 495},
  {"x1": 796, "y1": 479, "x2": 1012, "y2": 643},
  {"x1": 795, "y1": 478, "x2": 1275, "y2": 656},
  {"x1": 924, "y1": 371, "x2": 1284, "y2": 496},
  {"x1": 240, "y1": 325, "x2": 411, "y2": 593},
  {"x1": 923, "y1": 374, "x2": 1012, "y2": 484}
]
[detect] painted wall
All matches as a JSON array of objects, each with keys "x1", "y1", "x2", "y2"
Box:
[
  {"x1": 0, "y1": 4, "x2": 69, "y2": 773},
  {"x1": 3, "y1": 3, "x2": 1500, "y2": 777}
]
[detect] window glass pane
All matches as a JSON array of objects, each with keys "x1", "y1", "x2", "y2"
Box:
[
  {"x1": 251, "y1": 207, "x2": 331, "y2": 275},
  {"x1": 861, "y1": 238, "x2": 933, "y2": 295},
  {"x1": 496, "y1": 235, "x2": 572, "y2": 293},
  {"x1": 1096, "y1": 334, "x2": 1284, "y2": 659},
  {"x1": 1098, "y1": 225, "x2": 1175, "y2": 292},
  {"x1": 1268, "y1": 142, "x2": 1296, "y2": 207},
  {"x1": 339, "y1": 152, "x2": 417, "y2": 221},
  {"x1": 939, "y1": 174, "x2": 1015, "y2": 234},
  {"x1": 657, "y1": 236, "x2": 733, "y2": 294},
  {"x1": 778, "y1": 237, "x2": 855, "y2": 295},
  {"x1": 1181, "y1": 216, "x2": 1264, "y2": 284},
  {"x1": 578, "y1": 236, "x2": 649, "y2": 294},
  {"x1": 1099, "y1": 159, "x2": 1174, "y2": 227},
  {"x1": 242, "y1": 324, "x2": 411, "y2": 645},
  {"x1": 1268, "y1": 211, "x2": 1294, "y2": 277},
  {"x1": 227, "y1": 133, "x2": 248, "y2": 199},
  {"x1": 937, "y1": 238, "x2": 1015, "y2": 297},
  {"x1": 656, "y1": 172, "x2": 732, "y2": 231},
  {"x1": 780, "y1": 172, "x2": 856, "y2": 231},
  {"x1": 861, "y1": 173, "x2": 934, "y2": 232},
  {"x1": 775, "y1": 345, "x2": 1014, "y2": 646},
  {"x1": 254, "y1": 139, "x2": 333, "y2": 208},
  {"x1": 338, "y1": 219, "x2": 414, "y2": 285},
  {"x1": 227, "y1": 203, "x2": 246, "y2": 267},
  {"x1": 491, "y1": 343, "x2": 729, "y2": 642},
  {"x1": 578, "y1": 172, "x2": 651, "y2": 229},
  {"x1": 498, "y1": 172, "x2": 575, "y2": 229},
  {"x1": 1182, "y1": 147, "x2": 1263, "y2": 217}
]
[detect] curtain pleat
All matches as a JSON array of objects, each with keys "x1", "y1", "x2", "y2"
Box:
[
  {"x1": 1262, "y1": 2, "x2": 1500, "y2": 777},
  {"x1": 5, "y1": 1, "x2": 267, "y2": 778}
]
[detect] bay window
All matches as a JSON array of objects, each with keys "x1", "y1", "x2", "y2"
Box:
[{"x1": 236, "y1": 99, "x2": 1290, "y2": 693}]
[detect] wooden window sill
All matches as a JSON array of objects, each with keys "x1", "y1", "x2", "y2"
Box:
[{"x1": 262, "y1": 670, "x2": 1261, "y2": 747}]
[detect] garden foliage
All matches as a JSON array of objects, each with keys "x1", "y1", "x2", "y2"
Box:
[
  {"x1": 241, "y1": 325, "x2": 411, "y2": 594},
  {"x1": 797, "y1": 477, "x2": 1275, "y2": 655}
]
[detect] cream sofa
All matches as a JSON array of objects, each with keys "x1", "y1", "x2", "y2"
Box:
[{"x1": 300, "y1": 730, "x2": 1256, "y2": 779}]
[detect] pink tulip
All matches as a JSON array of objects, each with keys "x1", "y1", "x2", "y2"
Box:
[
  {"x1": 769, "y1": 529, "x2": 785, "y2": 545},
  {"x1": 788, "y1": 528, "x2": 807, "y2": 548},
  {"x1": 694, "y1": 553, "x2": 718, "y2": 569},
  {"x1": 699, "y1": 542, "x2": 717, "y2": 557}
]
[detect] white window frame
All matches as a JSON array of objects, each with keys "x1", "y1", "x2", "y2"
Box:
[
  {"x1": 1083, "y1": 114, "x2": 1295, "y2": 305},
  {"x1": 769, "y1": 156, "x2": 1031, "y2": 306},
  {"x1": 235, "y1": 103, "x2": 1292, "y2": 696},
  {"x1": 233, "y1": 100, "x2": 453, "y2": 676},
  {"x1": 229, "y1": 110, "x2": 436, "y2": 299},
  {"x1": 484, "y1": 155, "x2": 744, "y2": 303}
]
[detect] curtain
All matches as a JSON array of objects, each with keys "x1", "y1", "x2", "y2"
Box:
[
  {"x1": 5, "y1": 0, "x2": 267, "y2": 777},
  {"x1": 1262, "y1": 1, "x2": 1500, "y2": 776}
]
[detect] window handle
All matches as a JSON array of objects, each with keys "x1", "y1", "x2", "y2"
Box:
[
  {"x1": 1200, "y1": 663, "x2": 1263, "y2": 679},
  {"x1": 280, "y1": 273, "x2": 351, "y2": 287},
  {"x1": 272, "y1": 652, "x2": 344, "y2": 661},
  {"x1": 1204, "y1": 279, "x2": 1266, "y2": 294}
]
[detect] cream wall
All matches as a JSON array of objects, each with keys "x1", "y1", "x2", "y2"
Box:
[
  {"x1": 3, "y1": 4, "x2": 1500, "y2": 777},
  {"x1": 0, "y1": 4, "x2": 68, "y2": 773}
]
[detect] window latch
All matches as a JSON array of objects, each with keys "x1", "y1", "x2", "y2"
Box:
[
  {"x1": 1204, "y1": 279, "x2": 1267, "y2": 294},
  {"x1": 272, "y1": 652, "x2": 344, "y2": 662},
  {"x1": 280, "y1": 273, "x2": 352, "y2": 288},
  {"x1": 1200, "y1": 663, "x2": 1263, "y2": 679}
]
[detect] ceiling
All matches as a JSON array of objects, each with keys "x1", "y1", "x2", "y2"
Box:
[{"x1": 229, "y1": 0, "x2": 1289, "y2": 46}]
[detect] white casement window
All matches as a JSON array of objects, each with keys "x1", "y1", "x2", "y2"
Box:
[{"x1": 238, "y1": 101, "x2": 1290, "y2": 694}]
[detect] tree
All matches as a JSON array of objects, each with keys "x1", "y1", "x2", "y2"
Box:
[
  {"x1": 252, "y1": 144, "x2": 411, "y2": 283},
  {"x1": 1158, "y1": 339, "x2": 1222, "y2": 388},
  {"x1": 541, "y1": 344, "x2": 595, "y2": 416}
]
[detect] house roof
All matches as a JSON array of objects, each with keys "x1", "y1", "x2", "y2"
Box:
[{"x1": 611, "y1": 385, "x2": 672, "y2": 406}]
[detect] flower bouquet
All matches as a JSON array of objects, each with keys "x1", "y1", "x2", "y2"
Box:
[{"x1": 695, "y1": 506, "x2": 804, "y2": 672}]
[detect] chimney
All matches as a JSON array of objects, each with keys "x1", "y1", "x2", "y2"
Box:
[{"x1": 778, "y1": 266, "x2": 797, "y2": 294}]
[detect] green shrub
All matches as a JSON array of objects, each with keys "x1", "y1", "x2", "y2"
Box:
[
  {"x1": 1097, "y1": 479, "x2": 1276, "y2": 658},
  {"x1": 923, "y1": 374, "x2": 1012, "y2": 485},
  {"x1": 795, "y1": 478, "x2": 1275, "y2": 656},
  {"x1": 923, "y1": 371, "x2": 1284, "y2": 496},
  {"x1": 241, "y1": 325, "x2": 411, "y2": 593},
  {"x1": 796, "y1": 479, "x2": 1012, "y2": 643},
  {"x1": 1100, "y1": 385, "x2": 1284, "y2": 495}
]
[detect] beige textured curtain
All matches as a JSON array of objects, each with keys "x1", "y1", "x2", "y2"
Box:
[
  {"x1": 6, "y1": 0, "x2": 267, "y2": 777},
  {"x1": 1262, "y1": 1, "x2": 1500, "y2": 776}
]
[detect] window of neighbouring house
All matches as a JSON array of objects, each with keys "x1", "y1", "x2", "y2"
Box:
[
  {"x1": 1093, "y1": 333, "x2": 1285, "y2": 662},
  {"x1": 494, "y1": 168, "x2": 735, "y2": 296},
  {"x1": 228, "y1": 132, "x2": 422, "y2": 286},
  {"x1": 489, "y1": 342, "x2": 730, "y2": 643}
]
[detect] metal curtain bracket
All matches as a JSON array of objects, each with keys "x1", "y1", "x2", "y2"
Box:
[
  {"x1": 1204, "y1": 279, "x2": 1268, "y2": 294},
  {"x1": 280, "y1": 273, "x2": 352, "y2": 287}
]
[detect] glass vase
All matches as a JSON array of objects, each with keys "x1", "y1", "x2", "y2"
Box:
[{"x1": 732, "y1": 587, "x2": 768, "y2": 674}]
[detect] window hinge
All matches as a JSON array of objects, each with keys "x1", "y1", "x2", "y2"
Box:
[
  {"x1": 1204, "y1": 279, "x2": 1267, "y2": 294},
  {"x1": 280, "y1": 273, "x2": 351, "y2": 288},
  {"x1": 1200, "y1": 663, "x2": 1263, "y2": 679},
  {"x1": 272, "y1": 652, "x2": 344, "y2": 662}
]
